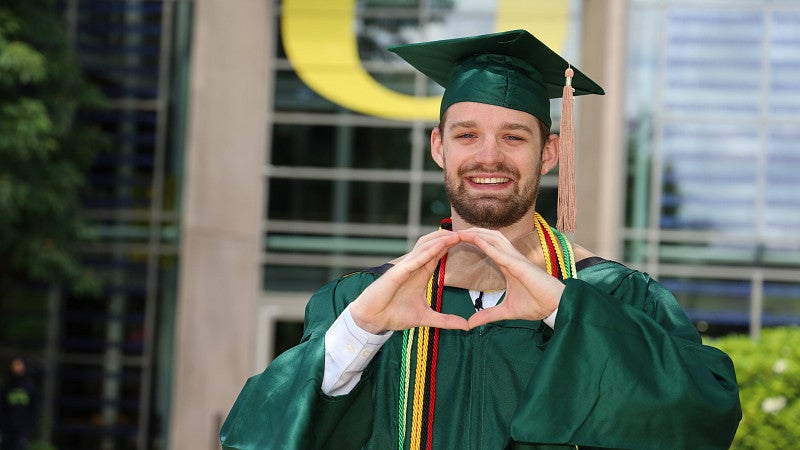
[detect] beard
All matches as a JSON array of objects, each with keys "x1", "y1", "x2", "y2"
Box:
[{"x1": 444, "y1": 160, "x2": 542, "y2": 229}]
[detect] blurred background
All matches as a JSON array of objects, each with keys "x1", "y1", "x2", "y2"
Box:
[{"x1": 0, "y1": 0, "x2": 798, "y2": 449}]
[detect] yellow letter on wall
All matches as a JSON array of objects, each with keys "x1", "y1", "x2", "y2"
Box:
[{"x1": 282, "y1": 0, "x2": 568, "y2": 121}]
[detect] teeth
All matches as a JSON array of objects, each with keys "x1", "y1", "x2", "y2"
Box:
[{"x1": 472, "y1": 177, "x2": 509, "y2": 184}]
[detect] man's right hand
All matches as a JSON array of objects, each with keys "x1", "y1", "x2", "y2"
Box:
[{"x1": 348, "y1": 229, "x2": 469, "y2": 334}]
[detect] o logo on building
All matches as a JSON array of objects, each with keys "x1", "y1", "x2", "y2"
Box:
[{"x1": 282, "y1": 0, "x2": 569, "y2": 120}]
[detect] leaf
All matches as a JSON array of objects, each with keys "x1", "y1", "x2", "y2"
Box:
[{"x1": 0, "y1": 40, "x2": 46, "y2": 84}]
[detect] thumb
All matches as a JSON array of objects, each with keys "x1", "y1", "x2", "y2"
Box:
[
  {"x1": 467, "y1": 306, "x2": 509, "y2": 329},
  {"x1": 425, "y1": 311, "x2": 470, "y2": 331}
]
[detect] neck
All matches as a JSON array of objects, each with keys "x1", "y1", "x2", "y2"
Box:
[
  {"x1": 444, "y1": 209, "x2": 546, "y2": 291},
  {"x1": 449, "y1": 208, "x2": 539, "y2": 242}
]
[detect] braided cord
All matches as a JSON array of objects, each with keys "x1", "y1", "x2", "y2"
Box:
[
  {"x1": 553, "y1": 229, "x2": 577, "y2": 278},
  {"x1": 397, "y1": 328, "x2": 413, "y2": 450},
  {"x1": 535, "y1": 212, "x2": 577, "y2": 280},
  {"x1": 534, "y1": 214, "x2": 555, "y2": 276},
  {"x1": 424, "y1": 255, "x2": 446, "y2": 449},
  {"x1": 544, "y1": 224, "x2": 569, "y2": 279},
  {"x1": 535, "y1": 213, "x2": 559, "y2": 277},
  {"x1": 401, "y1": 219, "x2": 451, "y2": 450},
  {"x1": 408, "y1": 267, "x2": 435, "y2": 450}
]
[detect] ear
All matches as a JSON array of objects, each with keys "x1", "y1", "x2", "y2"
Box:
[
  {"x1": 540, "y1": 133, "x2": 559, "y2": 174},
  {"x1": 431, "y1": 126, "x2": 445, "y2": 169}
]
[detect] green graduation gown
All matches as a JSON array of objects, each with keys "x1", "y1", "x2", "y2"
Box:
[{"x1": 220, "y1": 259, "x2": 741, "y2": 449}]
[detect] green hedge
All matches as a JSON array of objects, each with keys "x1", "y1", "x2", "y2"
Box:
[{"x1": 711, "y1": 326, "x2": 800, "y2": 449}]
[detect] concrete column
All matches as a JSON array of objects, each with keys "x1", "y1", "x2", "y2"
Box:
[
  {"x1": 574, "y1": 0, "x2": 628, "y2": 259},
  {"x1": 169, "y1": 1, "x2": 272, "y2": 449}
]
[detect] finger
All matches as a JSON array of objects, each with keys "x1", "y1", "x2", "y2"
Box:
[
  {"x1": 395, "y1": 233, "x2": 461, "y2": 274},
  {"x1": 467, "y1": 306, "x2": 511, "y2": 329},
  {"x1": 390, "y1": 230, "x2": 453, "y2": 267},
  {"x1": 457, "y1": 228, "x2": 514, "y2": 254},
  {"x1": 457, "y1": 227, "x2": 505, "y2": 240},
  {"x1": 396, "y1": 230, "x2": 457, "y2": 268},
  {"x1": 457, "y1": 232, "x2": 523, "y2": 271},
  {"x1": 413, "y1": 228, "x2": 460, "y2": 250},
  {"x1": 422, "y1": 311, "x2": 469, "y2": 331}
]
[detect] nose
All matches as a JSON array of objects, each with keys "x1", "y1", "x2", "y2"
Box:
[{"x1": 474, "y1": 138, "x2": 504, "y2": 164}]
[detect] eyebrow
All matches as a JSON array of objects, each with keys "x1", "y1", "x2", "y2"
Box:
[
  {"x1": 448, "y1": 120, "x2": 534, "y2": 135},
  {"x1": 448, "y1": 120, "x2": 477, "y2": 130},
  {"x1": 500, "y1": 122, "x2": 535, "y2": 135}
]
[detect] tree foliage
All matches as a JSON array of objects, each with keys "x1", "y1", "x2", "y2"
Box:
[{"x1": 0, "y1": 0, "x2": 107, "y2": 294}]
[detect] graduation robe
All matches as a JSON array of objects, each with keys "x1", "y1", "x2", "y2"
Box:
[{"x1": 220, "y1": 259, "x2": 741, "y2": 449}]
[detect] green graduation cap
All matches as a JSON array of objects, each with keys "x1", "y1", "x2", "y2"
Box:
[
  {"x1": 388, "y1": 29, "x2": 604, "y2": 128},
  {"x1": 389, "y1": 29, "x2": 605, "y2": 233}
]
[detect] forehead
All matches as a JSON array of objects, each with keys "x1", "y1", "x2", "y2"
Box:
[{"x1": 444, "y1": 101, "x2": 541, "y2": 130}]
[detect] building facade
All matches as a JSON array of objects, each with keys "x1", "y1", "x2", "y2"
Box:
[{"x1": 0, "y1": 0, "x2": 798, "y2": 449}]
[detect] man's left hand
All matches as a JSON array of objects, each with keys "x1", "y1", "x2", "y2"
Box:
[{"x1": 456, "y1": 228, "x2": 565, "y2": 329}]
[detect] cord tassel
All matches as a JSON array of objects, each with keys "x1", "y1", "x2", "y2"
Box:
[{"x1": 557, "y1": 66, "x2": 576, "y2": 233}]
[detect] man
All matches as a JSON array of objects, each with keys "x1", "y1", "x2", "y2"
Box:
[
  {"x1": 0, "y1": 356, "x2": 39, "y2": 450},
  {"x1": 220, "y1": 30, "x2": 741, "y2": 449}
]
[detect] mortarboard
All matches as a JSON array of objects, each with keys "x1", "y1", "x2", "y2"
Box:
[{"x1": 389, "y1": 29, "x2": 605, "y2": 232}]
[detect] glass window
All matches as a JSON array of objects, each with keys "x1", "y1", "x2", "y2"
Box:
[
  {"x1": 625, "y1": 1, "x2": 800, "y2": 333},
  {"x1": 420, "y1": 182, "x2": 449, "y2": 225},
  {"x1": 272, "y1": 124, "x2": 413, "y2": 169},
  {"x1": 264, "y1": 265, "x2": 346, "y2": 291},
  {"x1": 661, "y1": 277, "x2": 751, "y2": 335},
  {"x1": 273, "y1": 70, "x2": 343, "y2": 113},
  {"x1": 764, "y1": 281, "x2": 800, "y2": 326},
  {"x1": 268, "y1": 178, "x2": 410, "y2": 224},
  {"x1": 273, "y1": 320, "x2": 305, "y2": 357},
  {"x1": 766, "y1": 127, "x2": 800, "y2": 233}
]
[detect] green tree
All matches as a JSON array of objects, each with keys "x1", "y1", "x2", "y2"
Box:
[{"x1": 0, "y1": 0, "x2": 107, "y2": 294}]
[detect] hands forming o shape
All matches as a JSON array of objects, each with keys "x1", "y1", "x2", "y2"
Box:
[{"x1": 348, "y1": 228, "x2": 565, "y2": 334}]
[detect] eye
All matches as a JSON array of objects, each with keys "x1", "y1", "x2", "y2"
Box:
[
  {"x1": 455, "y1": 132, "x2": 477, "y2": 139},
  {"x1": 504, "y1": 134, "x2": 526, "y2": 142}
]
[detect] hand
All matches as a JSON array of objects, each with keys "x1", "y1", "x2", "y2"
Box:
[
  {"x1": 456, "y1": 228, "x2": 565, "y2": 329},
  {"x1": 349, "y1": 230, "x2": 469, "y2": 334}
]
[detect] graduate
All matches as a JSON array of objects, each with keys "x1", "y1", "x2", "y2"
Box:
[{"x1": 220, "y1": 29, "x2": 741, "y2": 449}]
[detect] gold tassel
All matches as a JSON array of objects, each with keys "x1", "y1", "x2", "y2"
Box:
[{"x1": 557, "y1": 66, "x2": 576, "y2": 233}]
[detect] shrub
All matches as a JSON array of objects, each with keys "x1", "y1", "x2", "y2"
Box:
[{"x1": 711, "y1": 326, "x2": 800, "y2": 450}]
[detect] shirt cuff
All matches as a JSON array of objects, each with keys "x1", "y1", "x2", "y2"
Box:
[
  {"x1": 543, "y1": 308, "x2": 558, "y2": 329},
  {"x1": 322, "y1": 305, "x2": 393, "y2": 396}
]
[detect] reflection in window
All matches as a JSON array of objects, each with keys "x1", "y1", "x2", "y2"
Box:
[
  {"x1": 625, "y1": 1, "x2": 800, "y2": 333},
  {"x1": 269, "y1": 179, "x2": 410, "y2": 224},
  {"x1": 272, "y1": 124, "x2": 413, "y2": 169},
  {"x1": 661, "y1": 277, "x2": 751, "y2": 336}
]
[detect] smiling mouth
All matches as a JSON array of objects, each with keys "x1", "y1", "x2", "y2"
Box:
[{"x1": 470, "y1": 177, "x2": 510, "y2": 185}]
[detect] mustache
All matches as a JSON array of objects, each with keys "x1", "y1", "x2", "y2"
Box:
[{"x1": 457, "y1": 163, "x2": 520, "y2": 179}]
